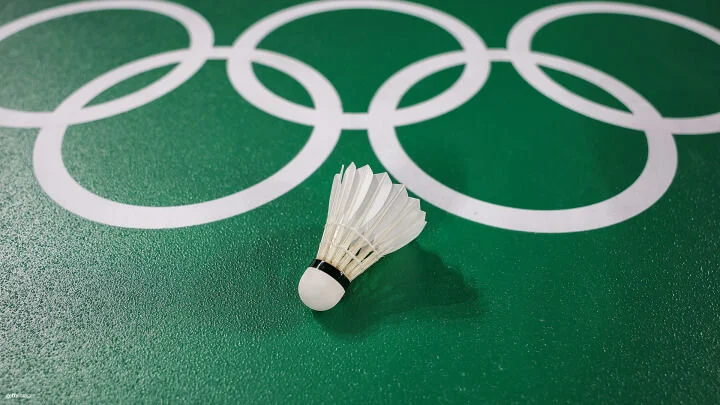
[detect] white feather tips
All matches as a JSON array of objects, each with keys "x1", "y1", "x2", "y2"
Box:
[{"x1": 316, "y1": 163, "x2": 427, "y2": 281}]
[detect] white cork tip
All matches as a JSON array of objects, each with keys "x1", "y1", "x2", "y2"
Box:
[{"x1": 298, "y1": 267, "x2": 346, "y2": 311}]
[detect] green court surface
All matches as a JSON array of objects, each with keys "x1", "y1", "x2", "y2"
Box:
[{"x1": 1, "y1": 0, "x2": 719, "y2": 402}]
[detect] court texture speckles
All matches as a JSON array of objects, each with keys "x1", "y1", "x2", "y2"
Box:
[{"x1": 1, "y1": 0, "x2": 719, "y2": 403}]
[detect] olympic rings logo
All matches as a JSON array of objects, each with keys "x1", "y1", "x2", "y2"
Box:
[{"x1": 2, "y1": 0, "x2": 718, "y2": 233}]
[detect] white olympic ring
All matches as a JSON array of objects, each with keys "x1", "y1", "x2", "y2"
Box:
[
  {"x1": 226, "y1": 0, "x2": 490, "y2": 129},
  {"x1": 0, "y1": 0, "x2": 214, "y2": 128},
  {"x1": 0, "y1": 0, "x2": 717, "y2": 232},
  {"x1": 33, "y1": 47, "x2": 342, "y2": 228},
  {"x1": 368, "y1": 49, "x2": 677, "y2": 233},
  {"x1": 507, "y1": 2, "x2": 720, "y2": 135}
]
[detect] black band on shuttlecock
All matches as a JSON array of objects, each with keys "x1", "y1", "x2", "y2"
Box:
[{"x1": 310, "y1": 259, "x2": 350, "y2": 290}]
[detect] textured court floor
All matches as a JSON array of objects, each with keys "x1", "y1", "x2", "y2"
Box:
[{"x1": 1, "y1": 0, "x2": 719, "y2": 402}]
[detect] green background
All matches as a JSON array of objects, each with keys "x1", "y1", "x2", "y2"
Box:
[{"x1": 1, "y1": 0, "x2": 719, "y2": 402}]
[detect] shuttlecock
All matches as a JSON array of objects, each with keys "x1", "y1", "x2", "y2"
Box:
[{"x1": 298, "y1": 163, "x2": 427, "y2": 311}]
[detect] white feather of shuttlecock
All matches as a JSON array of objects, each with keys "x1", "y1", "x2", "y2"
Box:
[{"x1": 316, "y1": 163, "x2": 427, "y2": 281}]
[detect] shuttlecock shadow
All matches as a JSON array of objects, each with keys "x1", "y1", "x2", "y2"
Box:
[{"x1": 314, "y1": 243, "x2": 485, "y2": 336}]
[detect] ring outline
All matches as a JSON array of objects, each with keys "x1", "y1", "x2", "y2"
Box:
[
  {"x1": 507, "y1": 2, "x2": 720, "y2": 135},
  {"x1": 368, "y1": 49, "x2": 678, "y2": 233},
  {"x1": 0, "y1": 0, "x2": 214, "y2": 128}
]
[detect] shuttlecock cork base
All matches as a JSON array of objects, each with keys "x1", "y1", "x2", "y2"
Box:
[
  {"x1": 298, "y1": 260, "x2": 349, "y2": 311},
  {"x1": 298, "y1": 163, "x2": 427, "y2": 311}
]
